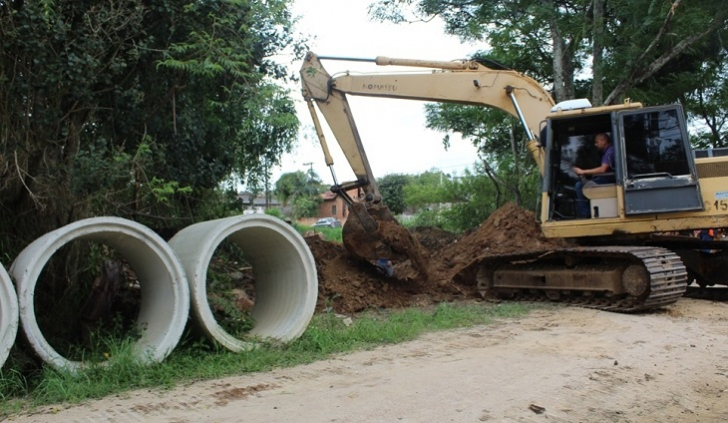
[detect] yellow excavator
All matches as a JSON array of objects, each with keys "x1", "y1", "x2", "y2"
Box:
[{"x1": 300, "y1": 51, "x2": 728, "y2": 312}]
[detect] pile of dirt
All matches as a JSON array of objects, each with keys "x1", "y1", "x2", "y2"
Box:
[{"x1": 305, "y1": 202, "x2": 569, "y2": 314}]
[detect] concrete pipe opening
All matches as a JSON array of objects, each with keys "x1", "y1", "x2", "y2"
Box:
[
  {"x1": 169, "y1": 214, "x2": 318, "y2": 352},
  {"x1": 0, "y1": 263, "x2": 18, "y2": 368},
  {"x1": 11, "y1": 217, "x2": 190, "y2": 373}
]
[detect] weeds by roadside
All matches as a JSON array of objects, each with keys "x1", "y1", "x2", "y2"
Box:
[{"x1": 305, "y1": 225, "x2": 342, "y2": 243}]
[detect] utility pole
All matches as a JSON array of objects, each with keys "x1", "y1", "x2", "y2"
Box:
[
  {"x1": 303, "y1": 162, "x2": 314, "y2": 178},
  {"x1": 264, "y1": 157, "x2": 270, "y2": 209}
]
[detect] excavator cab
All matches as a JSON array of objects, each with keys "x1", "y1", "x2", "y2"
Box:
[{"x1": 542, "y1": 103, "x2": 703, "y2": 225}]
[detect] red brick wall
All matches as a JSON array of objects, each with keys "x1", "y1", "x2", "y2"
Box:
[
  {"x1": 318, "y1": 197, "x2": 348, "y2": 220},
  {"x1": 299, "y1": 188, "x2": 359, "y2": 226}
]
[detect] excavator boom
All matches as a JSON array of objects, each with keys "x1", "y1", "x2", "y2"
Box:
[
  {"x1": 301, "y1": 52, "x2": 554, "y2": 201},
  {"x1": 301, "y1": 51, "x2": 555, "y2": 281}
]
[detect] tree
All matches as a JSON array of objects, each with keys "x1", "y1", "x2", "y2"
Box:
[
  {"x1": 275, "y1": 172, "x2": 309, "y2": 207},
  {"x1": 425, "y1": 103, "x2": 538, "y2": 207},
  {"x1": 291, "y1": 195, "x2": 320, "y2": 219},
  {"x1": 0, "y1": 0, "x2": 304, "y2": 252},
  {"x1": 274, "y1": 170, "x2": 323, "y2": 218},
  {"x1": 369, "y1": 0, "x2": 584, "y2": 101},
  {"x1": 399, "y1": 166, "x2": 536, "y2": 233},
  {"x1": 682, "y1": 59, "x2": 728, "y2": 148},
  {"x1": 601, "y1": 0, "x2": 727, "y2": 105},
  {"x1": 403, "y1": 170, "x2": 450, "y2": 210},
  {"x1": 437, "y1": 168, "x2": 503, "y2": 232},
  {"x1": 378, "y1": 173, "x2": 412, "y2": 215},
  {"x1": 369, "y1": 0, "x2": 728, "y2": 192},
  {"x1": 369, "y1": 0, "x2": 727, "y2": 105},
  {"x1": 402, "y1": 170, "x2": 450, "y2": 228}
]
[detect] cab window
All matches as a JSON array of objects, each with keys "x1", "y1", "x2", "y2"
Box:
[{"x1": 622, "y1": 109, "x2": 690, "y2": 179}]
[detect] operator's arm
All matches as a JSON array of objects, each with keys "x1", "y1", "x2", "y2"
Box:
[
  {"x1": 574, "y1": 145, "x2": 614, "y2": 176},
  {"x1": 573, "y1": 163, "x2": 610, "y2": 176}
]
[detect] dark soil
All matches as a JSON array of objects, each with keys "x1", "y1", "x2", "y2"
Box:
[{"x1": 306, "y1": 202, "x2": 568, "y2": 314}]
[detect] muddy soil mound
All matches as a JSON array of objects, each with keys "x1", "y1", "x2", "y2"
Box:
[{"x1": 306, "y1": 202, "x2": 568, "y2": 314}]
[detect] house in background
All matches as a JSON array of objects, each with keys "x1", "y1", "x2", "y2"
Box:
[
  {"x1": 238, "y1": 188, "x2": 361, "y2": 224},
  {"x1": 237, "y1": 191, "x2": 282, "y2": 215},
  {"x1": 315, "y1": 188, "x2": 360, "y2": 223}
]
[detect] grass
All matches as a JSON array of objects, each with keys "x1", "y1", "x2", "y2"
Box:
[
  {"x1": 0, "y1": 301, "x2": 542, "y2": 417},
  {"x1": 303, "y1": 225, "x2": 342, "y2": 243}
]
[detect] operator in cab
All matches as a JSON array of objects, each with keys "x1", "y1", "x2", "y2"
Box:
[{"x1": 573, "y1": 133, "x2": 615, "y2": 218}]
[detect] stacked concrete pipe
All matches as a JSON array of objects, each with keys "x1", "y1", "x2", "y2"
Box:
[
  {"x1": 0, "y1": 264, "x2": 18, "y2": 368},
  {"x1": 169, "y1": 214, "x2": 318, "y2": 352},
  {"x1": 11, "y1": 217, "x2": 190, "y2": 373}
]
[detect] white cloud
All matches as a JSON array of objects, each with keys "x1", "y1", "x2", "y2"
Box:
[{"x1": 272, "y1": 0, "x2": 482, "y2": 186}]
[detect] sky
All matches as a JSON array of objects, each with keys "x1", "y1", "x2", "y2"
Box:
[{"x1": 271, "y1": 0, "x2": 482, "y2": 186}]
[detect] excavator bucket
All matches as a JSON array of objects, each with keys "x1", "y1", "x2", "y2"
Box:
[{"x1": 342, "y1": 202, "x2": 431, "y2": 282}]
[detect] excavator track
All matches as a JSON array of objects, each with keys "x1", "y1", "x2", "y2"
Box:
[{"x1": 473, "y1": 246, "x2": 687, "y2": 313}]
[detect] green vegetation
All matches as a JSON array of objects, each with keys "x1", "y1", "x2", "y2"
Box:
[
  {"x1": 376, "y1": 167, "x2": 537, "y2": 235},
  {"x1": 0, "y1": 302, "x2": 541, "y2": 417},
  {"x1": 274, "y1": 170, "x2": 327, "y2": 219},
  {"x1": 0, "y1": 0, "x2": 304, "y2": 258},
  {"x1": 308, "y1": 225, "x2": 343, "y2": 243},
  {"x1": 2, "y1": 0, "x2": 725, "y2": 416},
  {"x1": 371, "y1": 1, "x2": 726, "y2": 124},
  {"x1": 367, "y1": 0, "x2": 728, "y2": 209},
  {"x1": 379, "y1": 173, "x2": 413, "y2": 215}
]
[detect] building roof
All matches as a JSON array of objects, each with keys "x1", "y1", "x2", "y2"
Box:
[{"x1": 237, "y1": 191, "x2": 280, "y2": 207}]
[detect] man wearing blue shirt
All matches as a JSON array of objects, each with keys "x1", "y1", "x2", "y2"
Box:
[{"x1": 573, "y1": 133, "x2": 615, "y2": 218}]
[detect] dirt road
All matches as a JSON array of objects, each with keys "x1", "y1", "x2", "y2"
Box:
[{"x1": 10, "y1": 297, "x2": 728, "y2": 423}]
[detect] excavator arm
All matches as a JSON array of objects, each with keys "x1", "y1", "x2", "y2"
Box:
[{"x1": 300, "y1": 51, "x2": 556, "y2": 281}]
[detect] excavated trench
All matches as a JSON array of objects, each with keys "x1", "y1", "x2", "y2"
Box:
[{"x1": 307, "y1": 202, "x2": 569, "y2": 314}]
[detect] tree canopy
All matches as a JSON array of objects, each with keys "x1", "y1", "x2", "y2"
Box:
[
  {"x1": 378, "y1": 173, "x2": 412, "y2": 215},
  {"x1": 0, "y1": 0, "x2": 304, "y2": 250},
  {"x1": 274, "y1": 170, "x2": 323, "y2": 219},
  {"x1": 370, "y1": 0, "x2": 728, "y2": 147}
]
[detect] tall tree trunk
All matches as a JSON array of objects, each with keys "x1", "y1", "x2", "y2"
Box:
[
  {"x1": 480, "y1": 157, "x2": 502, "y2": 209},
  {"x1": 543, "y1": 0, "x2": 575, "y2": 101},
  {"x1": 551, "y1": 26, "x2": 567, "y2": 102},
  {"x1": 591, "y1": 0, "x2": 605, "y2": 105}
]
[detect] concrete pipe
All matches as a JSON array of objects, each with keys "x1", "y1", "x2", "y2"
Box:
[
  {"x1": 169, "y1": 214, "x2": 318, "y2": 352},
  {"x1": 0, "y1": 263, "x2": 18, "y2": 368},
  {"x1": 11, "y1": 217, "x2": 190, "y2": 373}
]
